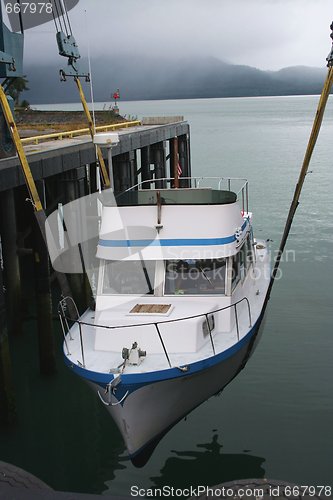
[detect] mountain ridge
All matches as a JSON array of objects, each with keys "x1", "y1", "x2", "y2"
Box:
[{"x1": 23, "y1": 56, "x2": 328, "y2": 104}]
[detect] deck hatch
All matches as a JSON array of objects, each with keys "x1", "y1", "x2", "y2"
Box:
[{"x1": 129, "y1": 304, "x2": 172, "y2": 314}]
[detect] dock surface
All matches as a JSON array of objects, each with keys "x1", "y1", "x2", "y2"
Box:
[{"x1": 0, "y1": 121, "x2": 189, "y2": 192}]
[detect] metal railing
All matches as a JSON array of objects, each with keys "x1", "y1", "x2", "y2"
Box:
[
  {"x1": 58, "y1": 296, "x2": 252, "y2": 370},
  {"x1": 21, "y1": 120, "x2": 141, "y2": 145},
  {"x1": 120, "y1": 176, "x2": 249, "y2": 215}
]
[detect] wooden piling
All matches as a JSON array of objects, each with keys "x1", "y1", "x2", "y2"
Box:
[
  {"x1": 0, "y1": 189, "x2": 22, "y2": 336},
  {"x1": 141, "y1": 146, "x2": 152, "y2": 189},
  {"x1": 32, "y1": 216, "x2": 56, "y2": 376},
  {"x1": 0, "y1": 265, "x2": 16, "y2": 424},
  {"x1": 169, "y1": 137, "x2": 179, "y2": 188},
  {"x1": 152, "y1": 142, "x2": 167, "y2": 188},
  {"x1": 129, "y1": 150, "x2": 138, "y2": 189},
  {"x1": 178, "y1": 134, "x2": 191, "y2": 187},
  {"x1": 87, "y1": 163, "x2": 97, "y2": 195},
  {"x1": 112, "y1": 152, "x2": 133, "y2": 193}
]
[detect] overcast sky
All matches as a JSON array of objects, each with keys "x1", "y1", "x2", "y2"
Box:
[{"x1": 22, "y1": 0, "x2": 333, "y2": 71}]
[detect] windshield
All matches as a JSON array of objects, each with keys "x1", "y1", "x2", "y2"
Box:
[
  {"x1": 164, "y1": 259, "x2": 226, "y2": 295},
  {"x1": 102, "y1": 260, "x2": 156, "y2": 295}
]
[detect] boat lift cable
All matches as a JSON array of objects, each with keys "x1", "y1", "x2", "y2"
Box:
[
  {"x1": 57, "y1": 0, "x2": 70, "y2": 37},
  {"x1": 264, "y1": 22, "x2": 333, "y2": 306},
  {"x1": 52, "y1": 0, "x2": 65, "y2": 34},
  {"x1": 61, "y1": 0, "x2": 73, "y2": 36},
  {"x1": 73, "y1": 76, "x2": 111, "y2": 188},
  {"x1": 15, "y1": 0, "x2": 24, "y2": 34},
  {"x1": 48, "y1": 0, "x2": 60, "y2": 32},
  {"x1": 85, "y1": 7, "x2": 96, "y2": 132},
  {"x1": 49, "y1": 0, "x2": 111, "y2": 188},
  {"x1": 56, "y1": 0, "x2": 72, "y2": 37},
  {"x1": 56, "y1": 0, "x2": 67, "y2": 34}
]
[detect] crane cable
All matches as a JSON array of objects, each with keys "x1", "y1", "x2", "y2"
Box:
[
  {"x1": 48, "y1": 0, "x2": 72, "y2": 37},
  {"x1": 15, "y1": 0, "x2": 24, "y2": 33},
  {"x1": 263, "y1": 31, "x2": 333, "y2": 308},
  {"x1": 61, "y1": 0, "x2": 73, "y2": 36},
  {"x1": 57, "y1": 0, "x2": 70, "y2": 37},
  {"x1": 85, "y1": 6, "x2": 96, "y2": 131},
  {"x1": 47, "y1": 0, "x2": 59, "y2": 32},
  {"x1": 52, "y1": 0, "x2": 64, "y2": 33},
  {"x1": 47, "y1": 0, "x2": 111, "y2": 188}
]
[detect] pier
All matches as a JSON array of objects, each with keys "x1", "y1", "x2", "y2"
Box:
[{"x1": 0, "y1": 118, "x2": 191, "y2": 423}]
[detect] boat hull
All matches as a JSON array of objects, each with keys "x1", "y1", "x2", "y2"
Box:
[{"x1": 88, "y1": 317, "x2": 262, "y2": 465}]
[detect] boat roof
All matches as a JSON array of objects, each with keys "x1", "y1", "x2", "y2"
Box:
[{"x1": 112, "y1": 188, "x2": 237, "y2": 207}]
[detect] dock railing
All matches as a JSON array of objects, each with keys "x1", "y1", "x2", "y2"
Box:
[
  {"x1": 21, "y1": 120, "x2": 141, "y2": 145},
  {"x1": 58, "y1": 297, "x2": 252, "y2": 370}
]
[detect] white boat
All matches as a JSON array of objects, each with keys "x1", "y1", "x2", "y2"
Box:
[{"x1": 58, "y1": 176, "x2": 270, "y2": 466}]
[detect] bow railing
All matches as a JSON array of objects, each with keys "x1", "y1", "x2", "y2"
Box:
[{"x1": 58, "y1": 296, "x2": 252, "y2": 370}]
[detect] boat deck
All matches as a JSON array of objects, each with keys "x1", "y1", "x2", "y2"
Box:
[{"x1": 65, "y1": 310, "x2": 240, "y2": 375}]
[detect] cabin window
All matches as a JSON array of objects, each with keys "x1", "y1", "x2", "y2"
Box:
[
  {"x1": 164, "y1": 259, "x2": 226, "y2": 295},
  {"x1": 231, "y1": 253, "x2": 241, "y2": 289},
  {"x1": 244, "y1": 234, "x2": 254, "y2": 266},
  {"x1": 232, "y1": 234, "x2": 253, "y2": 290},
  {"x1": 102, "y1": 260, "x2": 156, "y2": 295}
]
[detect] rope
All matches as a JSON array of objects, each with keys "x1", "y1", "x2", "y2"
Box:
[{"x1": 264, "y1": 64, "x2": 333, "y2": 305}]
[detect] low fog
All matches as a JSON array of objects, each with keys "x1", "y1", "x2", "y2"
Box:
[{"x1": 22, "y1": 0, "x2": 333, "y2": 71}]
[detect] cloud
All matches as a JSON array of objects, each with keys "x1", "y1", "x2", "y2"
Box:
[{"x1": 23, "y1": 0, "x2": 333, "y2": 71}]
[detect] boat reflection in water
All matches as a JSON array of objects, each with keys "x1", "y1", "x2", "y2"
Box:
[
  {"x1": 102, "y1": 431, "x2": 266, "y2": 494},
  {"x1": 151, "y1": 432, "x2": 266, "y2": 490}
]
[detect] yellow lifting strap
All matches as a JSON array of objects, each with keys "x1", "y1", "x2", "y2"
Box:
[
  {"x1": 74, "y1": 77, "x2": 111, "y2": 189},
  {"x1": 0, "y1": 85, "x2": 76, "y2": 314},
  {"x1": 265, "y1": 64, "x2": 333, "y2": 304},
  {"x1": 0, "y1": 84, "x2": 43, "y2": 212}
]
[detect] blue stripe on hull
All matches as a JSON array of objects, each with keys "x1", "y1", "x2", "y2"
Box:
[
  {"x1": 98, "y1": 220, "x2": 248, "y2": 248},
  {"x1": 63, "y1": 313, "x2": 261, "y2": 398}
]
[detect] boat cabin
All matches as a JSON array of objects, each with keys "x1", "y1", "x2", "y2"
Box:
[
  {"x1": 96, "y1": 183, "x2": 253, "y2": 301},
  {"x1": 91, "y1": 181, "x2": 256, "y2": 355}
]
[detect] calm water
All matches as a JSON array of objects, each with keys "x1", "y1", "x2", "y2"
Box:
[{"x1": 1, "y1": 96, "x2": 333, "y2": 495}]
